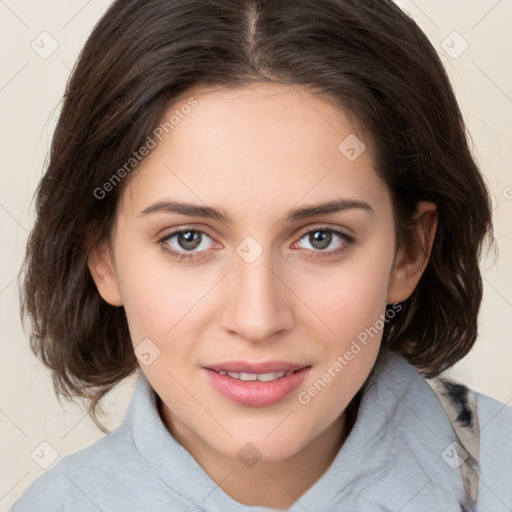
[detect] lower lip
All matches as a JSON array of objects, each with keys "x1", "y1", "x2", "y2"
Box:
[{"x1": 203, "y1": 367, "x2": 311, "y2": 407}]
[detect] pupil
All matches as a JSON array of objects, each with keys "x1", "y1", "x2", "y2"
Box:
[
  {"x1": 178, "y1": 231, "x2": 201, "y2": 250},
  {"x1": 310, "y1": 231, "x2": 331, "y2": 250}
]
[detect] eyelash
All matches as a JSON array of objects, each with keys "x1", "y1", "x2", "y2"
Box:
[{"x1": 157, "y1": 225, "x2": 355, "y2": 262}]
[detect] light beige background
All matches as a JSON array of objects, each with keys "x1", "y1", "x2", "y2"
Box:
[{"x1": 1, "y1": 0, "x2": 511, "y2": 508}]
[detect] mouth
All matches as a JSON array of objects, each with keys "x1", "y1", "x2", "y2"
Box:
[
  {"x1": 203, "y1": 361, "x2": 311, "y2": 407},
  {"x1": 208, "y1": 368, "x2": 303, "y2": 382}
]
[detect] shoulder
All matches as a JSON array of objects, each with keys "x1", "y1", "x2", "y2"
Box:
[
  {"x1": 474, "y1": 390, "x2": 512, "y2": 511},
  {"x1": 476, "y1": 390, "x2": 512, "y2": 427},
  {"x1": 475, "y1": 389, "x2": 512, "y2": 454},
  {"x1": 8, "y1": 424, "x2": 140, "y2": 512}
]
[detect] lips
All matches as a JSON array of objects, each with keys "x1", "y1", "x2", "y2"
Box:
[{"x1": 203, "y1": 360, "x2": 311, "y2": 407}]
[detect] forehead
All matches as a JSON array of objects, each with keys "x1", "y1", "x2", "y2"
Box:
[{"x1": 120, "y1": 83, "x2": 392, "y2": 225}]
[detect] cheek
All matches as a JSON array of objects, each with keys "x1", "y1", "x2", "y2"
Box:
[
  {"x1": 291, "y1": 235, "x2": 394, "y2": 411},
  {"x1": 293, "y1": 236, "x2": 394, "y2": 345},
  {"x1": 113, "y1": 242, "x2": 204, "y2": 345},
  {"x1": 295, "y1": 280, "x2": 389, "y2": 434}
]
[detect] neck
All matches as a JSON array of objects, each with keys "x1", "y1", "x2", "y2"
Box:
[{"x1": 159, "y1": 397, "x2": 359, "y2": 509}]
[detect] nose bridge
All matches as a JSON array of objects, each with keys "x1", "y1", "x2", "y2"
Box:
[{"x1": 220, "y1": 239, "x2": 294, "y2": 341}]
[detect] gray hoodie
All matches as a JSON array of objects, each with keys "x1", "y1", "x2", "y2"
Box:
[{"x1": 9, "y1": 350, "x2": 512, "y2": 511}]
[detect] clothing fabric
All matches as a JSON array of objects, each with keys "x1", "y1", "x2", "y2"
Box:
[
  {"x1": 426, "y1": 376, "x2": 481, "y2": 510},
  {"x1": 9, "y1": 351, "x2": 512, "y2": 511}
]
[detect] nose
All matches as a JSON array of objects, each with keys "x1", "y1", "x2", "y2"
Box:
[{"x1": 220, "y1": 247, "x2": 295, "y2": 343}]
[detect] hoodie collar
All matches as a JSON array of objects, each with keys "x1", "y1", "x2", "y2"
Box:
[{"x1": 127, "y1": 350, "x2": 466, "y2": 511}]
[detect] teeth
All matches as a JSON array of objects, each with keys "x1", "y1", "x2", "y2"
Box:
[
  {"x1": 220, "y1": 370, "x2": 296, "y2": 381},
  {"x1": 239, "y1": 372, "x2": 258, "y2": 381},
  {"x1": 257, "y1": 372, "x2": 281, "y2": 382}
]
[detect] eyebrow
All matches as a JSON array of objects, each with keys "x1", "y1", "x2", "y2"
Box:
[{"x1": 139, "y1": 198, "x2": 374, "y2": 223}]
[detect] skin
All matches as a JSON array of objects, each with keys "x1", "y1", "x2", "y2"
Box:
[{"x1": 89, "y1": 82, "x2": 437, "y2": 509}]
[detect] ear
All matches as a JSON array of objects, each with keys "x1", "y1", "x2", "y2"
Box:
[
  {"x1": 87, "y1": 242, "x2": 123, "y2": 306},
  {"x1": 387, "y1": 201, "x2": 438, "y2": 304}
]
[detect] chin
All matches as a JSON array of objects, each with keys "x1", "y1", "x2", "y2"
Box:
[{"x1": 205, "y1": 421, "x2": 315, "y2": 463}]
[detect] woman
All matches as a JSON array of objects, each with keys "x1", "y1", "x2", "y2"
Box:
[{"x1": 12, "y1": 0, "x2": 511, "y2": 510}]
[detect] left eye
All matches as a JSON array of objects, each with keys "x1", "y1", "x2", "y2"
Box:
[{"x1": 295, "y1": 228, "x2": 350, "y2": 252}]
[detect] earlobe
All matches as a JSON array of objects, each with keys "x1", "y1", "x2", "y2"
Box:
[
  {"x1": 87, "y1": 243, "x2": 123, "y2": 306},
  {"x1": 387, "y1": 201, "x2": 438, "y2": 304}
]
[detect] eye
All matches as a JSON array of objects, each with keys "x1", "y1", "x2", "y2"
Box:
[
  {"x1": 158, "y1": 228, "x2": 216, "y2": 260},
  {"x1": 158, "y1": 225, "x2": 355, "y2": 262},
  {"x1": 293, "y1": 227, "x2": 355, "y2": 257}
]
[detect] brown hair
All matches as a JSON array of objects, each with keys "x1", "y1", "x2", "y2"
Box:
[{"x1": 20, "y1": 0, "x2": 494, "y2": 432}]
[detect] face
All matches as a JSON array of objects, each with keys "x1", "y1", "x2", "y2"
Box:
[{"x1": 90, "y1": 82, "x2": 435, "y2": 464}]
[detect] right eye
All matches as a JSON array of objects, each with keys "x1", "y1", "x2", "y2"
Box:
[{"x1": 158, "y1": 228, "x2": 218, "y2": 261}]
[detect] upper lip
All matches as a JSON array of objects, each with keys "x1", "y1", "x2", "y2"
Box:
[{"x1": 204, "y1": 360, "x2": 310, "y2": 374}]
